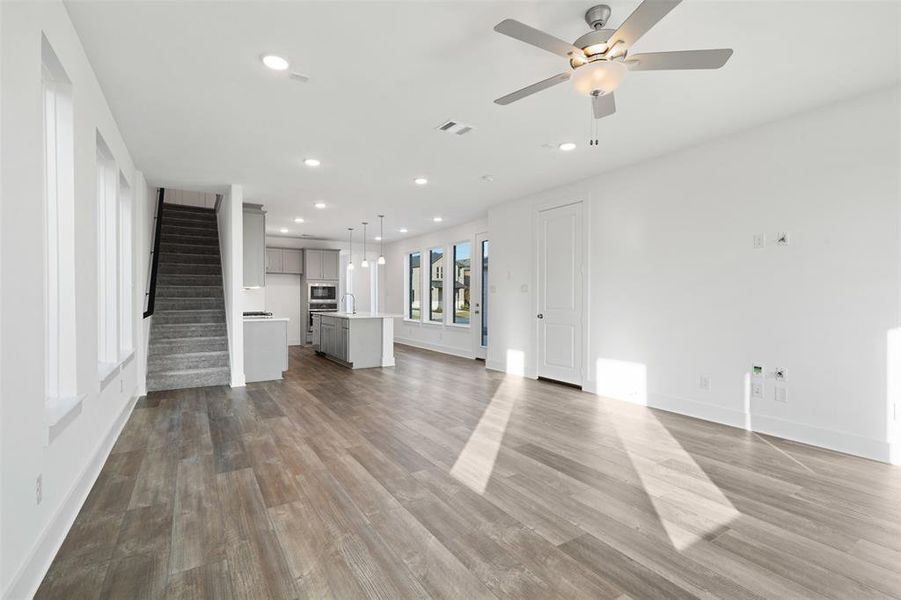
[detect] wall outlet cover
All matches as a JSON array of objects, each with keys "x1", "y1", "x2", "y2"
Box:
[
  {"x1": 751, "y1": 381, "x2": 764, "y2": 399},
  {"x1": 36, "y1": 475, "x2": 43, "y2": 505},
  {"x1": 752, "y1": 233, "x2": 766, "y2": 249},
  {"x1": 775, "y1": 387, "x2": 787, "y2": 403},
  {"x1": 774, "y1": 368, "x2": 786, "y2": 381},
  {"x1": 752, "y1": 365, "x2": 765, "y2": 377},
  {"x1": 776, "y1": 231, "x2": 790, "y2": 245},
  {"x1": 699, "y1": 375, "x2": 711, "y2": 391}
]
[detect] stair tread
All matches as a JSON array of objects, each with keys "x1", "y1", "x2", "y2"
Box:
[{"x1": 147, "y1": 366, "x2": 229, "y2": 376}]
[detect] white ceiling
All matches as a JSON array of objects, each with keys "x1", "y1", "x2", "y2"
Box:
[{"x1": 66, "y1": 1, "x2": 900, "y2": 241}]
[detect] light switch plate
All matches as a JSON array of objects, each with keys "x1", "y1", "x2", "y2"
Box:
[
  {"x1": 752, "y1": 233, "x2": 766, "y2": 249},
  {"x1": 699, "y1": 375, "x2": 711, "y2": 391},
  {"x1": 775, "y1": 387, "x2": 787, "y2": 403}
]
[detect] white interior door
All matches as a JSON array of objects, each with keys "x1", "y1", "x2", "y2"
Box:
[
  {"x1": 473, "y1": 232, "x2": 489, "y2": 360},
  {"x1": 537, "y1": 202, "x2": 583, "y2": 386}
]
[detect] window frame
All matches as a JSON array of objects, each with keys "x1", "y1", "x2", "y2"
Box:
[
  {"x1": 451, "y1": 240, "x2": 472, "y2": 327},
  {"x1": 428, "y1": 247, "x2": 445, "y2": 324},
  {"x1": 406, "y1": 251, "x2": 422, "y2": 322},
  {"x1": 96, "y1": 133, "x2": 119, "y2": 377}
]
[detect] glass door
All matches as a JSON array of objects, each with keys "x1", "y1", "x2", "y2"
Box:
[{"x1": 473, "y1": 233, "x2": 489, "y2": 360}]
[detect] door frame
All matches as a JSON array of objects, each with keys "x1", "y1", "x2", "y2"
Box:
[
  {"x1": 532, "y1": 199, "x2": 589, "y2": 388},
  {"x1": 472, "y1": 232, "x2": 489, "y2": 360}
]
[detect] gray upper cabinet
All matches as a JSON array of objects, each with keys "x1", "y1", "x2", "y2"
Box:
[
  {"x1": 266, "y1": 247, "x2": 302, "y2": 274},
  {"x1": 304, "y1": 249, "x2": 340, "y2": 280},
  {"x1": 243, "y1": 204, "x2": 266, "y2": 288}
]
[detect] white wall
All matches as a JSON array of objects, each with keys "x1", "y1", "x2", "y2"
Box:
[
  {"x1": 164, "y1": 188, "x2": 217, "y2": 209},
  {"x1": 382, "y1": 218, "x2": 488, "y2": 358},
  {"x1": 218, "y1": 184, "x2": 244, "y2": 387},
  {"x1": 488, "y1": 86, "x2": 901, "y2": 463},
  {"x1": 0, "y1": 2, "x2": 147, "y2": 596}
]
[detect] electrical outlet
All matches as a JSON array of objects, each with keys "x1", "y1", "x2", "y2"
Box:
[
  {"x1": 120, "y1": 378, "x2": 124, "y2": 393},
  {"x1": 36, "y1": 475, "x2": 43, "y2": 505},
  {"x1": 773, "y1": 368, "x2": 786, "y2": 382},
  {"x1": 751, "y1": 381, "x2": 764, "y2": 399},
  {"x1": 776, "y1": 231, "x2": 790, "y2": 246},
  {"x1": 774, "y1": 387, "x2": 787, "y2": 403},
  {"x1": 752, "y1": 233, "x2": 766, "y2": 249},
  {"x1": 699, "y1": 375, "x2": 710, "y2": 391}
]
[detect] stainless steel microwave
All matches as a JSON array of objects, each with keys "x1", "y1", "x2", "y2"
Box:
[{"x1": 308, "y1": 282, "x2": 337, "y2": 302}]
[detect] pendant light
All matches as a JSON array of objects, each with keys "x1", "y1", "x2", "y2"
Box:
[
  {"x1": 361, "y1": 222, "x2": 370, "y2": 268},
  {"x1": 347, "y1": 227, "x2": 355, "y2": 270},
  {"x1": 377, "y1": 215, "x2": 386, "y2": 265}
]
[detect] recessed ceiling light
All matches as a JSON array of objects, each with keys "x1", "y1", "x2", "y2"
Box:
[
  {"x1": 433, "y1": 217, "x2": 443, "y2": 223},
  {"x1": 304, "y1": 158, "x2": 321, "y2": 167},
  {"x1": 559, "y1": 142, "x2": 577, "y2": 151},
  {"x1": 314, "y1": 202, "x2": 326, "y2": 209},
  {"x1": 294, "y1": 217, "x2": 305, "y2": 223},
  {"x1": 262, "y1": 55, "x2": 289, "y2": 71},
  {"x1": 399, "y1": 228, "x2": 408, "y2": 233},
  {"x1": 279, "y1": 228, "x2": 289, "y2": 233},
  {"x1": 375, "y1": 236, "x2": 382, "y2": 241},
  {"x1": 481, "y1": 174, "x2": 495, "y2": 182},
  {"x1": 414, "y1": 177, "x2": 428, "y2": 185}
]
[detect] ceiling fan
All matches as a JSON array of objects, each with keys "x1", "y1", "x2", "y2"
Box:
[{"x1": 493, "y1": 1, "x2": 733, "y2": 122}]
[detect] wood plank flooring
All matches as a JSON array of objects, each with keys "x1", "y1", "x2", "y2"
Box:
[{"x1": 36, "y1": 344, "x2": 901, "y2": 599}]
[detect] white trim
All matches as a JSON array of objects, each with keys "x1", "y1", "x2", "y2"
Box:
[
  {"x1": 583, "y1": 381, "x2": 892, "y2": 463},
  {"x1": 44, "y1": 393, "x2": 86, "y2": 444},
  {"x1": 395, "y1": 338, "x2": 474, "y2": 360},
  {"x1": 4, "y1": 394, "x2": 139, "y2": 600}
]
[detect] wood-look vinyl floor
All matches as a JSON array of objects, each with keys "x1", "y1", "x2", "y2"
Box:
[{"x1": 36, "y1": 345, "x2": 901, "y2": 599}]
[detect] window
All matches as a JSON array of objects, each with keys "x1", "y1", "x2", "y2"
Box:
[
  {"x1": 429, "y1": 248, "x2": 444, "y2": 323},
  {"x1": 43, "y1": 36, "x2": 78, "y2": 401},
  {"x1": 118, "y1": 174, "x2": 133, "y2": 356},
  {"x1": 408, "y1": 251, "x2": 421, "y2": 320},
  {"x1": 96, "y1": 133, "x2": 118, "y2": 371},
  {"x1": 453, "y1": 242, "x2": 471, "y2": 325}
]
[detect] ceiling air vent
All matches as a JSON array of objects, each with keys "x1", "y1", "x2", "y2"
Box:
[{"x1": 436, "y1": 120, "x2": 474, "y2": 136}]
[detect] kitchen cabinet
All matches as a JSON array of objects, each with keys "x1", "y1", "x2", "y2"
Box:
[
  {"x1": 243, "y1": 204, "x2": 266, "y2": 288},
  {"x1": 304, "y1": 249, "x2": 340, "y2": 280},
  {"x1": 266, "y1": 247, "x2": 303, "y2": 274}
]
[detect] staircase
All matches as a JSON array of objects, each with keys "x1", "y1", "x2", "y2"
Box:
[{"x1": 146, "y1": 203, "x2": 230, "y2": 391}]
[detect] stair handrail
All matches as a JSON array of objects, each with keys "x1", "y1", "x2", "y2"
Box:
[{"x1": 143, "y1": 187, "x2": 166, "y2": 319}]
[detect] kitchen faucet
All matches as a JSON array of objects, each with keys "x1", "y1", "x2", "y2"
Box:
[{"x1": 340, "y1": 293, "x2": 356, "y2": 314}]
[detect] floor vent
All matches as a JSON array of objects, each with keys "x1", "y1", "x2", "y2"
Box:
[{"x1": 436, "y1": 120, "x2": 474, "y2": 136}]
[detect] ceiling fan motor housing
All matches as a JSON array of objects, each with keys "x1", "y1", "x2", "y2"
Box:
[{"x1": 584, "y1": 4, "x2": 612, "y2": 29}]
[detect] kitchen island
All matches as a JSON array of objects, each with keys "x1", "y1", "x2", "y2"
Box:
[{"x1": 311, "y1": 312, "x2": 400, "y2": 369}]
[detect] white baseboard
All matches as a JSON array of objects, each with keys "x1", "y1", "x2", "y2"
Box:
[
  {"x1": 395, "y1": 338, "x2": 474, "y2": 360},
  {"x1": 230, "y1": 371, "x2": 246, "y2": 388},
  {"x1": 4, "y1": 394, "x2": 139, "y2": 600},
  {"x1": 581, "y1": 383, "x2": 891, "y2": 463}
]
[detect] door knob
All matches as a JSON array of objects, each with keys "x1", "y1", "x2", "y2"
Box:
[{"x1": 537, "y1": 314, "x2": 544, "y2": 319}]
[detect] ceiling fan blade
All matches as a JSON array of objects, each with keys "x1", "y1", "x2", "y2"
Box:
[
  {"x1": 592, "y1": 93, "x2": 616, "y2": 119},
  {"x1": 608, "y1": 0, "x2": 682, "y2": 49},
  {"x1": 626, "y1": 49, "x2": 733, "y2": 70},
  {"x1": 494, "y1": 72, "x2": 571, "y2": 105},
  {"x1": 494, "y1": 19, "x2": 583, "y2": 58}
]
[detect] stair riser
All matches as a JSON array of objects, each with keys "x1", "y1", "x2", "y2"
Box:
[
  {"x1": 164, "y1": 205, "x2": 216, "y2": 216},
  {"x1": 164, "y1": 234, "x2": 219, "y2": 247},
  {"x1": 155, "y1": 313, "x2": 226, "y2": 325},
  {"x1": 149, "y1": 337, "x2": 228, "y2": 355},
  {"x1": 156, "y1": 286, "x2": 223, "y2": 298},
  {"x1": 160, "y1": 243, "x2": 219, "y2": 255},
  {"x1": 153, "y1": 324, "x2": 227, "y2": 339},
  {"x1": 162, "y1": 223, "x2": 219, "y2": 235},
  {"x1": 148, "y1": 353, "x2": 228, "y2": 371},
  {"x1": 159, "y1": 263, "x2": 222, "y2": 275},
  {"x1": 158, "y1": 253, "x2": 220, "y2": 265},
  {"x1": 147, "y1": 370, "x2": 229, "y2": 392},
  {"x1": 156, "y1": 297, "x2": 224, "y2": 311},
  {"x1": 158, "y1": 275, "x2": 222, "y2": 286}
]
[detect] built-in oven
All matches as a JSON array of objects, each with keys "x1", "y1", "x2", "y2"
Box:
[
  {"x1": 308, "y1": 303, "x2": 338, "y2": 331},
  {"x1": 309, "y1": 282, "x2": 337, "y2": 303}
]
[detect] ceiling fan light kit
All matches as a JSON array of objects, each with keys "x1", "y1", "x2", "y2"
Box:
[{"x1": 493, "y1": 0, "x2": 733, "y2": 140}]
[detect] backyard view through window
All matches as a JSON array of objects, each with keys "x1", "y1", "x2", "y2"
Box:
[
  {"x1": 408, "y1": 251, "x2": 421, "y2": 320},
  {"x1": 453, "y1": 242, "x2": 471, "y2": 325},
  {"x1": 430, "y1": 248, "x2": 444, "y2": 322}
]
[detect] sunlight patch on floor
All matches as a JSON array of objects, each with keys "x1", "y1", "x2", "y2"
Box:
[
  {"x1": 597, "y1": 357, "x2": 739, "y2": 550},
  {"x1": 450, "y1": 350, "x2": 524, "y2": 493}
]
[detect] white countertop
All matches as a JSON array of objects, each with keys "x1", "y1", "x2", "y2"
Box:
[
  {"x1": 328, "y1": 312, "x2": 403, "y2": 320},
  {"x1": 243, "y1": 316, "x2": 290, "y2": 322}
]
